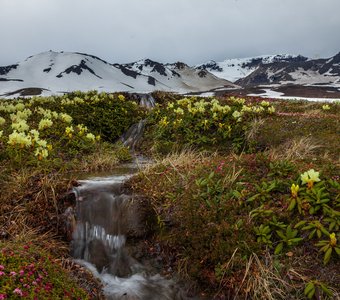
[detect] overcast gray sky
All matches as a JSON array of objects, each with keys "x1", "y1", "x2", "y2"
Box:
[{"x1": 1, "y1": 0, "x2": 340, "y2": 66}]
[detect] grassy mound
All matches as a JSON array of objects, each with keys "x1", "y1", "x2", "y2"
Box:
[{"x1": 130, "y1": 96, "x2": 340, "y2": 299}]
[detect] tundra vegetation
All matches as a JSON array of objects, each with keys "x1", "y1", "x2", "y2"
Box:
[{"x1": 0, "y1": 90, "x2": 339, "y2": 299}]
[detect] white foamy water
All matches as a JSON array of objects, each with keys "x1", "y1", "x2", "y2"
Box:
[{"x1": 70, "y1": 164, "x2": 193, "y2": 299}]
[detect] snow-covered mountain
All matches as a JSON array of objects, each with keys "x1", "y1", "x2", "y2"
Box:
[
  {"x1": 0, "y1": 51, "x2": 237, "y2": 97},
  {"x1": 235, "y1": 53, "x2": 340, "y2": 87},
  {"x1": 1, "y1": 50, "x2": 339, "y2": 98},
  {"x1": 196, "y1": 53, "x2": 340, "y2": 87},
  {"x1": 196, "y1": 54, "x2": 309, "y2": 82}
]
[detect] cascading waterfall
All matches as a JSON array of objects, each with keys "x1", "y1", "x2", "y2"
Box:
[
  {"x1": 71, "y1": 165, "x2": 190, "y2": 299},
  {"x1": 121, "y1": 93, "x2": 156, "y2": 150}
]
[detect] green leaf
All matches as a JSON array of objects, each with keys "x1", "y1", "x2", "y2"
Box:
[
  {"x1": 274, "y1": 242, "x2": 284, "y2": 255},
  {"x1": 334, "y1": 247, "x2": 340, "y2": 255},
  {"x1": 302, "y1": 225, "x2": 313, "y2": 230},
  {"x1": 304, "y1": 282, "x2": 315, "y2": 297},
  {"x1": 319, "y1": 244, "x2": 330, "y2": 253},
  {"x1": 307, "y1": 287, "x2": 316, "y2": 299},
  {"x1": 247, "y1": 194, "x2": 259, "y2": 202},
  {"x1": 320, "y1": 283, "x2": 333, "y2": 297},
  {"x1": 324, "y1": 247, "x2": 332, "y2": 265},
  {"x1": 317, "y1": 229, "x2": 322, "y2": 238},
  {"x1": 288, "y1": 198, "x2": 296, "y2": 211},
  {"x1": 320, "y1": 227, "x2": 330, "y2": 236},
  {"x1": 276, "y1": 230, "x2": 286, "y2": 240},
  {"x1": 308, "y1": 229, "x2": 316, "y2": 239},
  {"x1": 294, "y1": 220, "x2": 307, "y2": 228},
  {"x1": 290, "y1": 237, "x2": 303, "y2": 244}
]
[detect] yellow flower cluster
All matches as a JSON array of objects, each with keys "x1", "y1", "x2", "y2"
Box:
[
  {"x1": 330, "y1": 233, "x2": 337, "y2": 247},
  {"x1": 85, "y1": 133, "x2": 96, "y2": 142},
  {"x1": 8, "y1": 131, "x2": 32, "y2": 148},
  {"x1": 10, "y1": 109, "x2": 32, "y2": 122},
  {"x1": 118, "y1": 94, "x2": 125, "y2": 101},
  {"x1": 0, "y1": 117, "x2": 6, "y2": 126},
  {"x1": 11, "y1": 120, "x2": 30, "y2": 132},
  {"x1": 301, "y1": 169, "x2": 321, "y2": 189},
  {"x1": 291, "y1": 184, "x2": 299, "y2": 198},
  {"x1": 159, "y1": 116, "x2": 170, "y2": 127},
  {"x1": 61, "y1": 97, "x2": 85, "y2": 106},
  {"x1": 230, "y1": 96, "x2": 246, "y2": 104},
  {"x1": 38, "y1": 118, "x2": 53, "y2": 130},
  {"x1": 76, "y1": 124, "x2": 88, "y2": 136},
  {"x1": 59, "y1": 113, "x2": 73, "y2": 123},
  {"x1": 65, "y1": 126, "x2": 74, "y2": 138}
]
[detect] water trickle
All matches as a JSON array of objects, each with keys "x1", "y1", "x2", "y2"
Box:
[
  {"x1": 70, "y1": 161, "x2": 192, "y2": 299},
  {"x1": 121, "y1": 119, "x2": 146, "y2": 150},
  {"x1": 132, "y1": 93, "x2": 156, "y2": 109},
  {"x1": 121, "y1": 93, "x2": 155, "y2": 150}
]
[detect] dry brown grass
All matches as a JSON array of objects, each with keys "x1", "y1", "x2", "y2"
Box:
[
  {"x1": 234, "y1": 253, "x2": 295, "y2": 300},
  {"x1": 78, "y1": 147, "x2": 120, "y2": 171},
  {"x1": 1, "y1": 228, "x2": 68, "y2": 256},
  {"x1": 245, "y1": 118, "x2": 266, "y2": 144},
  {"x1": 0, "y1": 169, "x2": 72, "y2": 239},
  {"x1": 268, "y1": 136, "x2": 321, "y2": 161}
]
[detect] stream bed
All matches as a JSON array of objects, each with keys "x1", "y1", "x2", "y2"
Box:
[{"x1": 69, "y1": 157, "x2": 197, "y2": 299}]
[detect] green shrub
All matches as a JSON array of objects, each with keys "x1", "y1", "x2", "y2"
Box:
[{"x1": 144, "y1": 96, "x2": 275, "y2": 153}]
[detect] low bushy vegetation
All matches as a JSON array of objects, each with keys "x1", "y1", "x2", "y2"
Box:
[
  {"x1": 143, "y1": 96, "x2": 275, "y2": 153},
  {"x1": 0, "y1": 91, "x2": 144, "y2": 298},
  {"x1": 1, "y1": 91, "x2": 339, "y2": 299},
  {"x1": 130, "y1": 96, "x2": 340, "y2": 299}
]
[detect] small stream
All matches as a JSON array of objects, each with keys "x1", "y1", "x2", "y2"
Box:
[
  {"x1": 68, "y1": 93, "x2": 197, "y2": 299},
  {"x1": 70, "y1": 158, "x2": 193, "y2": 299}
]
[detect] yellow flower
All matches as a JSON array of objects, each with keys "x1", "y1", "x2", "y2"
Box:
[
  {"x1": 11, "y1": 120, "x2": 29, "y2": 132},
  {"x1": 65, "y1": 126, "x2": 74, "y2": 135},
  {"x1": 118, "y1": 94, "x2": 125, "y2": 101},
  {"x1": 85, "y1": 133, "x2": 96, "y2": 142},
  {"x1": 59, "y1": 113, "x2": 73, "y2": 123},
  {"x1": 267, "y1": 106, "x2": 276, "y2": 114},
  {"x1": 260, "y1": 100, "x2": 270, "y2": 107},
  {"x1": 322, "y1": 104, "x2": 330, "y2": 111},
  {"x1": 330, "y1": 233, "x2": 337, "y2": 247},
  {"x1": 174, "y1": 107, "x2": 184, "y2": 115},
  {"x1": 38, "y1": 118, "x2": 53, "y2": 130},
  {"x1": 159, "y1": 117, "x2": 169, "y2": 127},
  {"x1": 301, "y1": 169, "x2": 321, "y2": 189},
  {"x1": 34, "y1": 148, "x2": 49, "y2": 160},
  {"x1": 8, "y1": 131, "x2": 32, "y2": 148},
  {"x1": 0, "y1": 117, "x2": 6, "y2": 126},
  {"x1": 291, "y1": 184, "x2": 299, "y2": 198}
]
